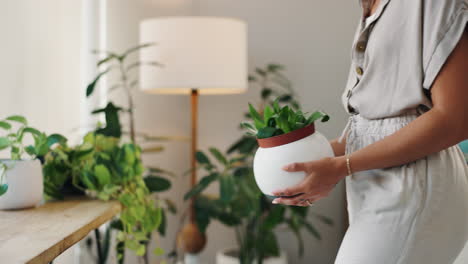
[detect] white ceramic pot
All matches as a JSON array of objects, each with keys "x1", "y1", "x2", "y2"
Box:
[
  {"x1": 216, "y1": 248, "x2": 287, "y2": 264},
  {"x1": 253, "y1": 124, "x2": 334, "y2": 196},
  {"x1": 0, "y1": 159, "x2": 43, "y2": 210}
]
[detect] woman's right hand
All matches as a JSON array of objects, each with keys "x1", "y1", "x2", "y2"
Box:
[{"x1": 330, "y1": 138, "x2": 346, "y2": 157}]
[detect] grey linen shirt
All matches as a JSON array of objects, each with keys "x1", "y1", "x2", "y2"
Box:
[{"x1": 342, "y1": 0, "x2": 468, "y2": 119}]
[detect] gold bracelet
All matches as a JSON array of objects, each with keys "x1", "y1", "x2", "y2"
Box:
[{"x1": 346, "y1": 155, "x2": 353, "y2": 176}]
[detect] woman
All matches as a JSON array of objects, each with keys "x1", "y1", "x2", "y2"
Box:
[{"x1": 271, "y1": 0, "x2": 468, "y2": 263}]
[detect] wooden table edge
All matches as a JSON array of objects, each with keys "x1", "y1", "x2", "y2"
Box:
[{"x1": 26, "y1": 201, "x2": 121, "y2": 264}]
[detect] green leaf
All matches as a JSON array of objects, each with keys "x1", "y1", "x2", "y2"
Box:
[
  {"x1": 97, "y1": 54, "x2": 120, "y2": 67},
  {"x1": 307, "y1": 111, "x2": 330, "y2": 124},
  {"x1": 0, "y1": 184, "x2": 8, "y2": 196},
  {"x1": 240, "y1": 122, "x2": 256, "y2": 134},
  {"x1": 261, "y1": 88, "x2": 273, "y2": 99},
  {"x1": 303, "y1": 220, "x2": 322, "y2": 240},
  {"x1": 157, "y1": 210, "x2": 167, "y2": 236},
  {"x1": 0, "y1": 121, "x2": 11, "y2": 130},
  {"x1": 248, "y1": 75, "x2": 257, "y2": 82},
  {"x1": 6, "y1": 115, "x2": 27, "y2": 125},
  {"x1": 47, "y1": 134, "x2": 67, "y2": 147},
  {"x1": 219, "y1": 175, "x2": 235, "y2": 203},
  {"x1": 248, "y1": 103, "x2": 264, "y2": 129},
  {"x1": 24, "y1": 145, "x2": 36, "y2": 156},
  {"x1": 267, "y1": 63, "x2": 285, "y2": 72},
  {"x1": 273, "y1": 99, "x2": 281, "y2": 113},
  {"x1": 263, "y1": 105, "x2": 274, "y2": 123},
  {"x1": 209, "y1": 147, "x2": 228, "y2": 165},
  {"x1": 262, "y1": 206, "x2": 285, "y2": 230},
  {"x1": 184, "y1": 173, "x2": 218, "y2": 200},
  {"x1": 144, "y1": 176, "x2": 171, "y2": 192},
  {"x1": 255, "y1": 68, "x2": 267, "y2": 76},
  {"x1": 86, "y1": 69, "x2": 111, "y2": 97},
  {"x1": 122, "y1": 43, "x2": 155, "y2": 58},
  {"x1": 23, "y1": 127, "x2": 41, "y2": 137},
  {"x1": 153, "y1": 247, "x2": 165, "y2": 257},
  {"x1": 94, "y1": 164, "x2": 111, "y2": 187},
  {"x1": 195, "y1": 151, "x2": 211, "y2": 165},
  {"x1": 279, "y1": 94, "x2": 292, "y2": 102},
  {"x1": 312, "y1": 213, "x2": 334, "y2": 225},
  {"x1": 257, "y1": 127, "x2": 277, "y2": 139},
  {"x1": 0, "y1": 137, "x2": 10, "y2": 150}
]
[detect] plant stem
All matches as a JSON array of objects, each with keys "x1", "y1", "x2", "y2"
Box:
[{"x1": 119, "y1": 62, "x2": 136, "y2": 143}]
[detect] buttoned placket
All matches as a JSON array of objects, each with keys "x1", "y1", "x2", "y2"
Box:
[{"x1": 340, "y1": 0, "x2": 391, "y2": 143}]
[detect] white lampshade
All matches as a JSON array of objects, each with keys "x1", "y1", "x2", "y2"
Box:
[{"x1": 139, "y1": 16, "x2": 248, "y2": 95}]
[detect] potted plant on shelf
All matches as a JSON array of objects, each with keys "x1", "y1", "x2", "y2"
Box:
[
  {"x1": 242, "y1": 101, "x2": 333, "y2": 196},
  {"x1": 40, "y1": 43, "x2": 176, "y2": 264},
  {"x1": 0, "y1": 115, "x2": 66, "y2": 209},
  {"x1": 182, "y1": 64, "x2": 333, "y2": 264}
]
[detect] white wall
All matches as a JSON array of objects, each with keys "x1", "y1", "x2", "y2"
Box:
[
  {"x1": 0, "y1": 0, "x2": 82, "y2": 138},
  {"x1": 105, "y1": 1, "x2": 360, "y2": 263}
]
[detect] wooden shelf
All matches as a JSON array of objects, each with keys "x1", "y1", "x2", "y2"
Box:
[{"x1": 0, "y1": 199, "x2": 121, "y2": 264}]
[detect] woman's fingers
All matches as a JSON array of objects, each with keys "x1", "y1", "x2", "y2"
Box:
[
  {"x1": 272, "y1": 181, "x2": 310, "y2": 197},
  {"x1": 282, "y1": 162, "x2": 307, "y2": 172},
  {"x1": 272, "y1": 188, "x2": 333, "y2": 206}
]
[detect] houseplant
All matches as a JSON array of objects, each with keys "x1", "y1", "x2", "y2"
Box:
[
  {"x1": 41, "y1": 43, "x2": 175, "y2": 264},
  {"x1": 242, "y1": 101, "x2": 333, "y2": 196},
  {"x1": 183, "y1": 64, "x2": 333, "y2": 264},
  {"x1": 0, "y1": 115, "x2": 65, "y2": 209}
]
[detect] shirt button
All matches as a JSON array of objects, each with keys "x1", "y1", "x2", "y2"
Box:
[
  {"x1": 356, "y1": 42, "x2": 367, "y2": 52},
  {"x1": 356, "y1": 67, "x2": 364, "y2": 76}
]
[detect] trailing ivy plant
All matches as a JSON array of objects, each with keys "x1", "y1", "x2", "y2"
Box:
[
  {"x1": 183, "y1": 64, "x2": 333, "y2": 264},
  {"x1": 41, "y1": 43, "x2": 176, "y2": 264},
  {"x1": 242, "y1": 100, "x2": 329, "y2": 139},
  {"x1": 43, "y1": 132, "x2": 174, "y2": 262},
  {"x1": 0, "y1": 115, "x2": 66, "y2": 196}
]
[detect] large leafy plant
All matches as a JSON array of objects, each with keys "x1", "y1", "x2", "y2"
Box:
[
  {"x1": 42, "y1": 43, "x2": 175, "y2": 264},
  {"x1": 184, "y1": 64, "x2": 333, "y2": 264},
  {"x1": 242, "y1": 101, "x2": 329, "y2": 139},
  {"x1": 43, "y1": 133, "x2": 172, "y2": 261},
  {"x1": 0, "y1": 115, "x2": 65, "y2": 196}
]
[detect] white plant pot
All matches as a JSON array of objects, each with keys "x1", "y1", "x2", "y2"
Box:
[
  {"x1": 253, "y1": 124, "x2": 334, "y2": 196},
  {"x1": 0, "y1": 159, "x2": 43, "y2": 210},
  {"x1": 216, "y1": 248, "x2": 287, "y2": 264}
]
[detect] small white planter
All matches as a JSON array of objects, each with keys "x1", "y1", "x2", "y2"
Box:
[
  {"x1": 0, "y1": 159, "x2": 43, "y2": 210},
  {"x1": 253, "y1": 124, "x2": 334, "y2": 196},
  {"x1": 216, "y1": 248, "x2": 287, "y2": 264}
]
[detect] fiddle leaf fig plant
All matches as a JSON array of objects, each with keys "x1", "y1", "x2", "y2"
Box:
[
  {"x1": 0, "y1": 115, "x2": 66, "y2": 196},
  {"x1": 242, "y1": 100, "x2": 329, "y2": 139}
]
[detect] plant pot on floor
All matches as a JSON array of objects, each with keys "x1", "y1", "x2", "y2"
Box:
[
  {"x1": 253, "y1": 123, "x2": 334, "y2": 196},
  {"x1": 216, "y1": 248, "x2": 288, "y2": 264},
  {"x1": 0, "y1": 159, "x2": 43, "y2": 210}
]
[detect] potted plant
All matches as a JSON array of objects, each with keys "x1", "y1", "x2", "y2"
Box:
[
  {"x1": 242, "y1": 101, "x2": 333, "y2": 196},
  {"x1": 182, "y1": 64, "x2": 333, "y2": 264},
  {"x1": 0, "y1": 115, "x2": 65, "y2": 209}
]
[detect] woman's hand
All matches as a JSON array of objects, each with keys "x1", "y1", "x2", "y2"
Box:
[{"x1": 271, "y1": 156, "x2": 348, "y2": 207}]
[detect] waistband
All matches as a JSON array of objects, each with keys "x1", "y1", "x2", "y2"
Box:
[{"x1": 338, "y1": 109, "x2": 420, "y2": 143}]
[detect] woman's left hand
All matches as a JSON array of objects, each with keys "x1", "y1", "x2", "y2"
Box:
[{"x1": 272, "y1": 156, "x2": 348, "y2": 207}]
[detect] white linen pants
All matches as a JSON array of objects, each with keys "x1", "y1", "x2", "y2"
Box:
[{"x1": 335, "y1": 113, "x2": 468, "y2": 264}]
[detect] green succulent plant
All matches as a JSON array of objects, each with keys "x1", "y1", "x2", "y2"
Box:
[
  {"x1": 241, "y1": 100, "x2": 329, "y2": 139},
  {"x1": 184, "y1": 64, "x2": 333, "y2": 264},
  {"x1": 0, "y1": 115, "x2": 66, "y2": 196}
]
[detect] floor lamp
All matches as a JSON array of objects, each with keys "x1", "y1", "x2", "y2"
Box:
[{"x1": 139, "y1": 17, "x2": 247, "y2": 262}]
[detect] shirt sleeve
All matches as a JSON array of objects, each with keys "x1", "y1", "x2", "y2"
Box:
[{"x1": 422, "y1": 0, "x2": 468, "y2": 90}]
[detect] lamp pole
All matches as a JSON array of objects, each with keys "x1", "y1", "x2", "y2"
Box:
[{"x1": 190, "y1": 88, "x2": 198, "y2": 221}]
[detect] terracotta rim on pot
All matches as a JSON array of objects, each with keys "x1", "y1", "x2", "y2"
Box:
[{"x1": 257, "y1": 123, "x2": 315, "y2": 148}]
